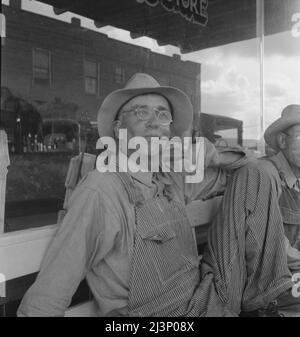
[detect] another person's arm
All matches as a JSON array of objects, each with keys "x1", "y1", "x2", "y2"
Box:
[
  {"x1": 285, "y1": 236, "x2": 300, "y2": 272},
  {"x1": 203, "y1": 138, "x2": 248, "y2": 170}
]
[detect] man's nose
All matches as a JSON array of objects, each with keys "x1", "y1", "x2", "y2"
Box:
[{"x1": 145, "y1": 113, "x2": 160, "y2": 128}]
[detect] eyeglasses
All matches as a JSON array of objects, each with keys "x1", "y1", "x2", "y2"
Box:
[{"x1": 120, "y1": 106, "x2": 173, "y2": 126}]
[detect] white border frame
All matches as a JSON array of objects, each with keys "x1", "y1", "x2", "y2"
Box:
[{"x1": 0, "y1": 224, "x2": 57, "y2": 281}]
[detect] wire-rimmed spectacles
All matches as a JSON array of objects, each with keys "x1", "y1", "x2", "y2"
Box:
[{"x1": 120, "y1": 105, "x2": 173, "y2": 126}]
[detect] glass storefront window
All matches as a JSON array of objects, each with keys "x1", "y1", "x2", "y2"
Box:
[
  {"x1": 182, "y1": 38, "x2": 261, "y2": 154},
  {"x1": 264, "y1": 31, "x2": 300, "y2": 154},
  {"x1": 1, "y1": 0, "x2": 299, "y2": 232}
]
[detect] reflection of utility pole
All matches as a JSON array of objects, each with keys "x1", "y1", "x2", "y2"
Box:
[
  {"x1": 0, "y1": 130, "x2": 10, "y2": 234},
  {"x1": 78, "y1": 123, "x2": 81, "y2": 154},
  {"x1": 80, "y1": 111, "x2": 89, "y2": 153},
  {"x1": 0, "y1": 13, "x2": 6, "y2": 47},
  {"x1": 16, "y1": 115, "x2": 22, "y2": 153},
  {"x1": 256, "y1": 0, "x2": 265, "y2": 156}
]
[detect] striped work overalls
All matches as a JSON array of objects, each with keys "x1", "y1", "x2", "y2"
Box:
[
  {"x1": 267, "y1": 157, "x2": 300, "y2": 249},
  {"x1": 115, "y1": 172, "x2": 229, "y2": 317}
]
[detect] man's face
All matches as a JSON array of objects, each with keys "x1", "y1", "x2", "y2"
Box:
[
  {"x1": 281, "y1": 124, "x2": 300, "y2": 175},
  {"x1": 116, "y1": 94, "x2": 172, "y2": 141}
]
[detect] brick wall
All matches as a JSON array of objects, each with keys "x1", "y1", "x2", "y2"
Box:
[{"x1": 1, "y1": 3, "x2": 201, "y2": 125}]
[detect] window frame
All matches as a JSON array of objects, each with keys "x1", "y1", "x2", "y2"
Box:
[
  {"x1": 114, "y1": 65, "x2": 125, "y2": 84},
  {"x1": 32, "y1": 47, "x2": 52, "y2": 86},
  {"x1": 83, "y1": 59, "x2": 100, "y2": 96}
]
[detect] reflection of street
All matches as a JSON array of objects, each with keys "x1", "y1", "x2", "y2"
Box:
[
  {"x1": 1, "y1": 87, "x2": 99, "y2": 155},
  {"x1": 42, "y1": 119, "x2": 79, "y2": 153},
  {"x1": 1, "y1": 87, "x2": 43, "y2": 153}
]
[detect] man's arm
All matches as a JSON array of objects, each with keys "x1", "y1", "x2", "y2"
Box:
[
  {"x1": 17, "y1": 184, "x2": 104, "y2": 317},
  {"x1": 182, "y1": 138, "x2": 250, "y2": 201},
  {"x1": 285, "y1": 236, "x2": 300, "y2": 272},
  {"x1": 203, "y1": 138, "x2": 249, "y2": 170}
]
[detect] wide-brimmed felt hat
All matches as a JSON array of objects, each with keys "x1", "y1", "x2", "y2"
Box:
[
  {"x1": 264, "y1": 104, "x2": 300, "y2": 150},
  {"x1": 97, "y1": 73, "x2": 193, "y2": 140}
]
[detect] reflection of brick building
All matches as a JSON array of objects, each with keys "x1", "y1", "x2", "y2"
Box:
[{"x1": 1, "y1": 1, "x2": 201, "y2": 127}]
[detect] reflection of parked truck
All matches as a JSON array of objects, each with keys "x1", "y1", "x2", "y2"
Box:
[
  {"x1": 42, "y1": 119, "x2": 79, "y2": 152},
  {"x1": 199, "y1": 112, "x2": 243, "y2": 148},
  {"x1": 1, "y1": 87, "x2": 43, "y2": 153},
  {"x1": 42, "y1": 119, "x2": 98, "y2": 154}
]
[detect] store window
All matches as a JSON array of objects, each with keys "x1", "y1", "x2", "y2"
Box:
[
  {"x1": 33, "y1": 48, "x2": 51, "y2": 85},
  {"x1": 115, "y1": 66, "x2": 125, "y2": 84},
  {"x1": 185, "y1": 38, "x2": 261, "y2": 153},
  {"x1": 263, "y1": 15, "x2": 300, "y2": 155},
  {"x1": 84, "y1": 60, "x2": 99, "y2": 95},
  {"x1": 1, "y1": 0, "x2": 299, "y2": 234}
]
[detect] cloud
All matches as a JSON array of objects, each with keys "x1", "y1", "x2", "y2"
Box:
[
  {"x1": 265, "y1": 82, "x2": 287, "y2": 98},
  {"x1": 201, "y1": 62, "x2": 223, "y2": 81},
  {"x1": 221, "y1": 39, "x2": 259, "y2": 59},
  {"x1": 199, "y1": 31, "x2": 300, "y2": 60},
  {"x1": 264, "y1": 32, "x2": 300, "y2": 57},
  {"x1": 201, "y1": 65, "x2": 259, "y2": 136},
  {"x1": 202, "y1": 65, "x2": 250, "y2": 100},
  {"x1": 195, "y1": 56, "x2": 259, "y2": 131},
  {"x1": 183, "y1": 36, "x2": 300, "y2": 139},
  {"x1": 226, "y1": 68, "x2": 250, "y2": 91},
  {"x1": 263, "y1": 68, "x2": 300, "y2": 127}
]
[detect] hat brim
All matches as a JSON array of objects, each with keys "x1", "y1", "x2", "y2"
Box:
[
  {"x1": 264, "y1": 115, "x2": 300, "y2": 150},
  {"x1": 97, "y1": 86, "x2": 194, "y2": 139}
]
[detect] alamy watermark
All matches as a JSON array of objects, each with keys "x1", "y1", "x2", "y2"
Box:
[
  {"x1": 0, "y1": 273, "x2": 6, "y2": 298},
  {"x1": 291, "y1": 13, "x2": 300, "y2": 37},
  {"x1": 292, "y1": 273, "x2": 300, "y2": 298},
  {"x1": 96, "y1": 130, "x2": 204, "y2": 183}
]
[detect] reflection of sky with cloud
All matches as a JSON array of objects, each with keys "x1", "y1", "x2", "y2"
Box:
[{"x1": 182, "y1": 33, "x2": 300, "y2": 139}]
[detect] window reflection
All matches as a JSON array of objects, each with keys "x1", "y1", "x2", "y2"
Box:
[
  {"x1": 264, "y1": 30, "x2": 300, "y2": 156},
  {"x1": 84, "y1": 60, "x2": 99, "y2": 95},
  {"x1": 33, "y1": 48, "x2": 51, "y2": 85},
  {"x1": 183, "y1": 38, "x2": 261, "y2": 154},
  {"x1": 1, "y1": 0, "x2": 299, "y2": 232}
]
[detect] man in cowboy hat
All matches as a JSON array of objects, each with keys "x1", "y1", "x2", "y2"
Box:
[
  {"x1": 18, "y1": 73, "x2": 250, "y2": 317},
  {"x1": 202, "y1": 104, "x2": 300, "y2": 317},
  {"x1": 261, "y1": 104, "x2": 300, "y2": 314}
]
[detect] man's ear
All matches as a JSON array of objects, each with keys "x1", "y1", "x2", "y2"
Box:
[
  {"x1": 113, "y1": 120, "x2": 121, "y2": 139},
  {"x1": 276, "y1": 132, "x2": 287, "y2": 150}
]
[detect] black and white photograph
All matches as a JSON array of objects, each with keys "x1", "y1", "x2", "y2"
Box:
[{"x1": 0, "y1": 0, "x2": 300, "y2": 322}]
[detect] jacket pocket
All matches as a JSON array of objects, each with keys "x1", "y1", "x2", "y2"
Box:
[{"x1": 139, "y1": 223, "x2": 196, "y2": 285}]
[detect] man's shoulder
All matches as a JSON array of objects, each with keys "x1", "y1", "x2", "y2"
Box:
[
  {"x1": 257, "y1": 156, "x2": 280, "y2": 177},
  {"x1": 234, "y1": 158, "x2": 278, "y2": 178},
  {"x1": 231, "y1": 157, "x2": 281, "y2": 189},
  {"x1": 79, "y1": 170, "x2": 126, "y2": 194}
]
